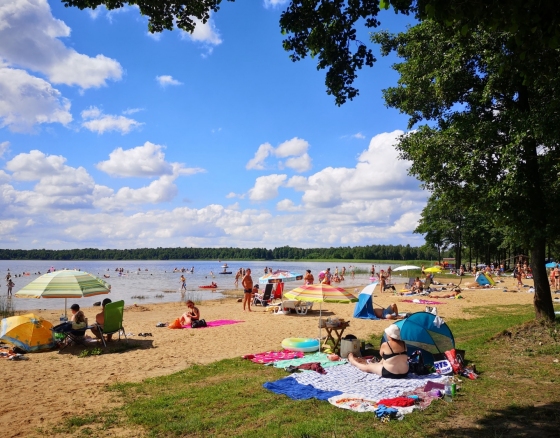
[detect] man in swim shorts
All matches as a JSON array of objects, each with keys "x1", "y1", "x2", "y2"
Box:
[
  {"x1": 242, "y1": 268, "x2": 253, "y2": 312},
  {"x1": 373, "y1": 303, "x2": 401, "y2": 320}
]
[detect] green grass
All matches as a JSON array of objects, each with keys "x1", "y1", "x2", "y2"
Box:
[{"x1": 47, "y1": 305, "x2": 560, "y2": 437}]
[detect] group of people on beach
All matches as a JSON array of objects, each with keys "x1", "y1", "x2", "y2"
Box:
[{"x1": 52, "y1": 298, "x2": 114, "y2": 344}]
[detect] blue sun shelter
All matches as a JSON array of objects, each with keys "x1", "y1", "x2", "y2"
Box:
[
  {"x1": 476, "y1": 272, "x2": 495, "y2": 286},
  {"x1": 382, "y1": 312, "x2": 455, "y2": 365},
  {"x1": 353, "y1": 282, "x2": 379, "y2": 319}
]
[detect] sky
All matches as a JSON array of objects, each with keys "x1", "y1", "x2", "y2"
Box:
[{"x1": 0, "y1": 0, "x2": 428, "y2": 250}]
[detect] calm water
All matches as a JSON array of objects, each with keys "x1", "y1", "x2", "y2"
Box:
[{"x1": 1, "y1": 260, "x2": 405, "y2": 312}]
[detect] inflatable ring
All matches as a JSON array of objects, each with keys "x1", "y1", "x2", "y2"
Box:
[{"x1": 281, "y1": 337, "x2": 320, "y2": 353}]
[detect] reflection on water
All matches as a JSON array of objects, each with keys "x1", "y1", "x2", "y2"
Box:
[{"x1": 1, "y1": 260, "x2": 401, "y2": 311}]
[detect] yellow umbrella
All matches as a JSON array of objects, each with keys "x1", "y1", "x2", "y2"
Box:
[
  {"x1": 0, "y1": 313, "x2": 55, "y2": 352},
  {"x1": 424, "y1": 267, "x2": 443, "y2": 273}
]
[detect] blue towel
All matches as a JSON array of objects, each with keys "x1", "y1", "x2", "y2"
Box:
[{"x1": 263, "y1": 376, "x2": 342, "y2": 400}]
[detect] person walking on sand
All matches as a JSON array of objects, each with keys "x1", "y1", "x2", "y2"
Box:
[
  {"x1": 180, "y1": 274, "x2": 187, "y2": 292},
  {"x1": 242, "y1": 268, "x2": 253, "y2": 312}
]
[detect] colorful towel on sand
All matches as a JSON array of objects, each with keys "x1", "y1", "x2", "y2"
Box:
[
  {"x1": 292, "y1": 363, "x2": 444, "y2": 401},
  {"x1": 328, "y1": 393, "x2": 415, "y2": 417},
  {"x1": 273, "y1": 352, "x2": 347, "y2": 369},
  {"x1": 243, "y1": 350, "x2": 304, "y2": 364},
  {"x1": 263, "y1": 377, "x2": 342, "y2": 400},
  {"x1": 182, "y1": 320, "x2": 244, "y2": 329},
  {"x1": 401, "y1": 299, "x2": 445, "y2": 305}
]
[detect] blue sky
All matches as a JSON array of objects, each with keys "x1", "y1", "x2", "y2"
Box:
[{"x1": 0, "y1": 0, "x2": 428, "y2": 250}]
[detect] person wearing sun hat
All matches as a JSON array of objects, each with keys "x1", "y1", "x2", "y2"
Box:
[{"x1": 348, "y1": 324, "x2": 409, "y2": 378}]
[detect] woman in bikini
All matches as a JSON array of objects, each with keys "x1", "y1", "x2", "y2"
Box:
[
  {"x1": 179, "y1": 300, "x2": 200, "y2": 326},
  {"x1": 348, "y1": 325, "x2": 409, "y2": 379}
]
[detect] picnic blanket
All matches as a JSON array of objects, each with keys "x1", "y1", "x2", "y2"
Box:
[
  {"x1": 401, "y1": 299, "x2": 445, "y2": 305},
  {"x1": 273, "y1": 352, "x2": 347, "y2": 369},
  {"x1": 292, "y1": 363, "x2": 444, "y2": 401},
  {"x1": 263, "y1": 377, "x2": 342, "y2": 400},
  {"x1": 243, "y1": 350, "x2": 304, "y2": 364},
  {"x1": 182, "y1": 320, "x2": 244, "y2": 329}
]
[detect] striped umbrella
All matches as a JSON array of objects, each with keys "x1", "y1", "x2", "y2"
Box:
[
  {"x1": 258, "y1": 270, "x2": 304, "y2": 284},
  {"x1": 284, "y1": 284, "x2": 358, "y2": 341},
  {"x1": 15, "y1": 270, "x2": 111, "y2": 317}
]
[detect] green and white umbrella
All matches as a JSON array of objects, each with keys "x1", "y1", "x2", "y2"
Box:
[{"x1": 15, "y1": 270, "x2": 111, "y2": 317}]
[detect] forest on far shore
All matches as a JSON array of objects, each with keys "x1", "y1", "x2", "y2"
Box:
[{"x1": 0, "y1": 244, "x2": 443, "y2": 261}]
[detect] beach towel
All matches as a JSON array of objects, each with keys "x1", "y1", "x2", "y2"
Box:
[
  {"x1": 401, "y1": 299, "x2": 445, "y2": 305},
  {"x1": 182, "y1": 320, "x2": 244, "y2": 329},
  {"x1": 243, "y1": 350, "x2": 304, "y2": 364},
  {"x1": 292, "y1": 363, "x2": 444, "y2": 401},
  {"x1": 263, "y1": 376, "x2": 342, "y2": 400},
  {"x1": 273, "y1": 352, "x2": 346, "y2": 369}
]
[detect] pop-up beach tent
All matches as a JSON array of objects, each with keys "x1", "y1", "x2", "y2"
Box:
[
  {"x1": 353, "y1": 283, "x2": 379, "y2": 319},
  {"x1": 382, "y1": 312, "x2": 455, "y2": 365},
  {"x1": 476, "y1": 272, "x2": 495, "y2": 286}
]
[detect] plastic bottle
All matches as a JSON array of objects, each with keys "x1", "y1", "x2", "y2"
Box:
[{"x1": 444, "y1": 379, "x2": 453, "y2": 402}]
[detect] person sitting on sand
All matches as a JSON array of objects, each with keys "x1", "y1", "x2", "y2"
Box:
[
  {"x1": 180, "y1": 300, "x2": 200, "y2": 326},
  {"x1": 348, "y1": 325, "x2": 409, "y2": 378},
  {"x1": 373, "y1": 303, "x2": 402, "y2": 320},
  {"x1": 91, "y1": 298, "x2": 113, "y2": 342}
]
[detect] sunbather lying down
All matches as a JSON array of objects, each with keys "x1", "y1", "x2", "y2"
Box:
[
  {"x1": 429, "y1": 290, "x2": 461, "y2": 299},
  {"x1": 374, "y1": 304, "x2": 404, "y2": 320}
]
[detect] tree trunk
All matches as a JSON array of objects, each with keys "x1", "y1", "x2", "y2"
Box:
[{"x1": 530, "y1": 239, "x2": 555, "y2": 321}]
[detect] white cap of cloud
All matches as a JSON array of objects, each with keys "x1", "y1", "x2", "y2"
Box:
[
  {"x1": 97, "y1": 142, "x2": 174, "y2": 178},
  {"x1": 0, "y1": 66, "x2": 72, "y2": 132},
  {"x1": 248, "y1": 174, "x2": 287, "y2": 201},
  {"x1": 181, "y1": 17, "x2": 222, "y2": 45},
  {"x1": 246, "y1": 137, "x2": 312, "y2": 172},
  {"x1": 81, "y1": 106, "x2": 142, "y2": 135},
  {"x1": 156, "y1": 75, "x2": 183, "y2": 87},
  {"x1": 0, "y1": 0, "x2": 122, "y2": 89},
  {"x1": 0, "y1": 141, "x2": 10, "y2": 158}
]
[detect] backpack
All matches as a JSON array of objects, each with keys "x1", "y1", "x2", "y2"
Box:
[{"x1": 191, "y1": 319, "x2": 207, "y2": 328}]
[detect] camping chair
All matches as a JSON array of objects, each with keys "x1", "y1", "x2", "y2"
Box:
[
  {"x1": 400, "y1": 278, "x2": 415, "y2": 293},
  {"x1": 253, "y1": 284, "x2": 273, "y2": 306},
  {"x1": 55, "y1": 321, "x2": 89, "y2": 350},
  {"x1": 94, "y1": 300, "x2": 127, "y2": 347}
]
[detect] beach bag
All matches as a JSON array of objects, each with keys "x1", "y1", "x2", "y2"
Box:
[
  {"x1": 408, "y1": 350, "x2": 429, "y2": 375},
  {"x1": 191, "y1": 319, "x2": 207, "y2": 328},
  {"x1": 444, "y1": 348, "x2": 465, "y2": 374}
]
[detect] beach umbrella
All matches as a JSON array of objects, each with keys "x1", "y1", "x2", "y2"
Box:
[
  {"x1": 0, "y1": 313, "x2": 55, "y2": 352},
  {"x1": 392, "y1": 265, "x2": 421, "y2": 278},
  {"x1": 423, "y1": 266, "x2": 443, "y2": 273},
  {"x1": 15, "y1": 270, "x2": 111, "y2": 317},
  {"x1": 284, "y1": 284, "x2": 358, "y2": 340},
  {"x1": 545, "y1": 262, "x2": 558, "y2": 269},
  {"x1": 258, "y1": 270, "x2": 303, "y2": 284}
]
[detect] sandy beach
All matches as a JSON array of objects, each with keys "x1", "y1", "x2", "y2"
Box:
[{"x1": 1, "y1": 276, "x2": 539, "y2": 437}]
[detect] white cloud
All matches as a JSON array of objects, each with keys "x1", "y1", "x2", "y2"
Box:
[
  {"x1": 0, "y1": 141, "x2": 10, "y2": 158},
  {"x1": 264, "y1": 0, "x2": 290, "y2": 8},
  {"x1": 246, "y1": 137, "x2": 312, "y2": 172},
  {"x1": 156, "y1": 75, "x2": 183, "y2": 87},
  {"x1": 181, "y1": 18, "x2": 222, "y2": 46},
  {"x1": 352, "y1": 132, "x2": 365, "y2": 139},
  {"x1": 96, "y1": 142, "x2": 174, "y2": 177},
  {"x1": 122, "y1": 108, "x2": 143, "y2": 115},
  {"x1": 0, "y1": 66, "x2": 72, "y2": 133},
  {"x1": 276, "y1": 199, "x2": 301, "y2": 212},
  {"x1": 81, "y1": 106, "x2": 142, "y2": 134},
  {"x1": 248, "y1": 174, "x2": 287, "y2": 201},
  {"x1": 0, "y1": 0, "x2": 122, "y2": 89}
]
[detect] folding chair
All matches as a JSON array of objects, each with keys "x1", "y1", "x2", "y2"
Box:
[
  {"x1": 253, "y1": 284, "x2": 273, "y2": 306},
  {"x1": 94, "y1": 300, "x2": 127, "y2": 347},
  {"x1": 272, "y1": 283, "x2": 283, "y2": 302}
]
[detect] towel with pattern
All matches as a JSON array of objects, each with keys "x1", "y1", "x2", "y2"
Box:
[
  {"x1": 273, "y1": 352, "x2": 346, "y2": 369},
  {"x1": 401, "y1": 299, "x2": 445, "y2": 305},
  {"x1": 292, "y1": 363, "x2": 444, "y2": 401},
  {"x1": 242, "y1": 350, "x2": 304, "y2": 364}
]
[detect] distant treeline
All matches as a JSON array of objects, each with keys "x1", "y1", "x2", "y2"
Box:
[{"x1": 0, "y1": 244, "x2": 440, "y2": 261}]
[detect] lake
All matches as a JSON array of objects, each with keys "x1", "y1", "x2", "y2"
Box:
[{"x1": 1, "y1": 260, "x2": 405, "y2": 312}]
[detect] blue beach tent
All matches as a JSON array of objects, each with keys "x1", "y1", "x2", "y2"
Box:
[
  {"x1": 476, "y1": 272, "x2": 495, "y2": 286},
  {"x1": 382, "y1": 312, "x2": 455, "y2": 365},
  {"x1": 353, "y1": 283, "x2": 379, "y2": 320}
]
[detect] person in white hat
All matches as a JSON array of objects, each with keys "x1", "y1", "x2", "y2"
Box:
[{"x1": 348, "y1": 324, "x2": 409, "y2": 378}]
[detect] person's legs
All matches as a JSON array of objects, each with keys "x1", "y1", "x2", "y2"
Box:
[
  {"x1": 243, "y1": 292, "x2": 252, "y2": 311},
  {"x1": 348, "y1": 353, "x2": 383, "y2": 375}
]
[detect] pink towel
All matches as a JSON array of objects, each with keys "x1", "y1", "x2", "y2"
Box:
[
  {"x1": 242, "y1": 350, "x2": 304, "y2": 364},
  {"x1": 182, "y1": 319, "x2": 244, "y2": 329},
  {"x1": 401, "y1": 299, "x2": 445, "y2": 305}
]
